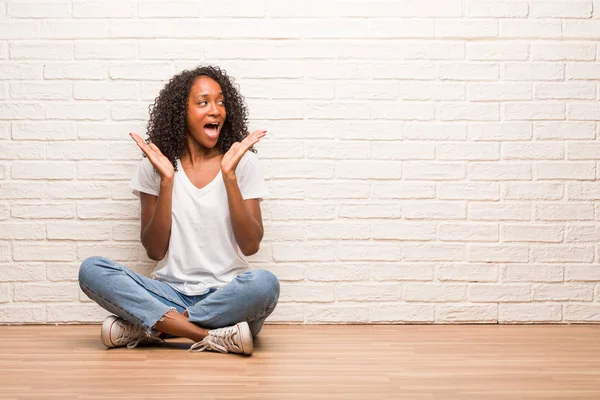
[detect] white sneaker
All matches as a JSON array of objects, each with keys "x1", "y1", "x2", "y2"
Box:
[
  {"x1": 188, "y1": 321, "x2": 253, "y2": 355},
  {"x1": 101, "y1": 315, "x2": 163, "y2": 349}
]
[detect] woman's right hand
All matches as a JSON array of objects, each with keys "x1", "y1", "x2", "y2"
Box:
[{"x1": 129, "y1": 132, "x2": 174, "y2": 182}]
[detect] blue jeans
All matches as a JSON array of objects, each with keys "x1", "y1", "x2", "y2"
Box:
[{"x1": 78, "y1": 256, "x2": 280, "y2": 338}]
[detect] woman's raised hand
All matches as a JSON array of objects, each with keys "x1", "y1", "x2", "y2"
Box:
[
  {"x1": 129, "y1": 132, "x2": 174, "y2": 182},
  {"x1": 221, "y1": 129, "x2": 266, "y2": 179}
]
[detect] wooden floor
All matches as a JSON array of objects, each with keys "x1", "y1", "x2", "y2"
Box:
[{"x1": 0, "y1": 325, "x2": 599, "y2": 399}]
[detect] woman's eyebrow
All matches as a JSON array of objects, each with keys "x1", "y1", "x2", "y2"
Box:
[{"x1": 196, "y1": 92, "x2": 224, "y2": 99}]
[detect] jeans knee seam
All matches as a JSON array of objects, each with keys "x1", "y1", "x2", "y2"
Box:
[
  {"x1": 79, "y1": 281, "x2": 145, "y2": 328},
  {"x1": 119, "y1": 269, "x2": 186, "y2": 309}
]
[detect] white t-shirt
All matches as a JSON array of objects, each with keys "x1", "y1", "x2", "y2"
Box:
[{"x1": 129, "y1": 151, "x2": 269, "y2": 295}]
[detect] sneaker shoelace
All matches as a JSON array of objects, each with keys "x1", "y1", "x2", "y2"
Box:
[
  {"x1": 188, "y1": 325, "x2": 241, "y2": 353},
  {"x1": 112, "y1": 323, "x2": 161, "y2": 349}
]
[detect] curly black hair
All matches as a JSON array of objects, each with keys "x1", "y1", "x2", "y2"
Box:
[{"x1": 145, "y1": 65, "x2": 253, "y2": 172}]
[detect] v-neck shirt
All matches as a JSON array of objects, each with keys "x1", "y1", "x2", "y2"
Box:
[{"x1": 129, "y1": 151, "x2": 269, "y2": 295}]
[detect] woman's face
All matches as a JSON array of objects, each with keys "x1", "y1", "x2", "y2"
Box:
[{"x1": 186, "y1": 75, "x2": 227, "y2": 149}]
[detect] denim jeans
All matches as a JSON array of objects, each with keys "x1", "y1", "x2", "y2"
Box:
[{"x1": 78, "y1": 256, "x2": 280, "y2": 338}]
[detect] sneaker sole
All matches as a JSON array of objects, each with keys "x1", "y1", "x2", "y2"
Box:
[
  {"x1": 237, "y1": 321, "x2": 254, "y2": 355},
  {"x1": 100, "y1": 315, "x2": 120, "y2": 348}
]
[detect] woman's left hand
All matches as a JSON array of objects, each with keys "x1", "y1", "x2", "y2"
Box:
[{"x1": 221, "y1": 129, "x2": 266, "y2": 179}]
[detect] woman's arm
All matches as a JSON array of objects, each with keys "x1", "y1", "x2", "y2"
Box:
[
  {"x1": 221, "y1": 129, "x2": 267, "y2": 256},
  {"x1": 130, "y1": 132, "x2": 175, "y2": 261},
  {"x1": 223, "y1": 176, "x2": 264, "y2": 256},
  {"x1": 140, "y1": 178, "x2": 173, "y2": 261}
]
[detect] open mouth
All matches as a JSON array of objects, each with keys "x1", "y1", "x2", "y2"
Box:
[{"x1": 204, "y1": 123, "x2": 219, "y2": 139}]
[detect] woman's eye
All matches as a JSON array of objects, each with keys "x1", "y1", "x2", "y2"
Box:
[{"x1": 198, "y1": 101, "x2": 207, "y2": 106}]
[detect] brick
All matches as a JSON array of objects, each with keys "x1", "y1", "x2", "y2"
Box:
[
  {"x1": 438, "y1": 143, "x2": 500, "y2": 161},
  {"x1": 530, "y1": 1, "x2": 592, "y2": 18},
  {"x1": 439, "y1": 223, "x2": 499, "y2": 242},
  {"x1": 502, "y1": 143, "x2": 564, "y2": 160},
  {"x1": 337, "y1": 243, "x2": 403, "y2": 261},
  {"x1": 47, "y1": 143, "x2": 110, "y2": 160},
  {"x1": 501, "y1": 265, "x2": 564, "y2": 283},
  {"x1": 468, "y1": 83, "x2": 531, "y2": 101},
  {"x1": 467, "y1": 42, "x2": 529, "y2": 61},
  {"x1": 46, "y1": 102, "x2": 109, "y2": 121},
  {"x1": 371, "y1": 264, "x2": 433, "y2": 281},
  {"x1": 372, "y1": 182, "x2": 435, "y2": 199},
  {"x1": 469, "y1": 162, "x2": 531, "y2": 180},
  {"x1": 440, "y1": 103, "x2": 500, "y2": 121},
  {"x1": 0, "y1": 223, "x2": 45, "y2": 240},
  {"x1": 437, "y1": 304, "x2": 498, "y2": 323},
  {"x1": 0, "y1": 142, "x2": 45, "y2": 159},
  {"x1": 75, "y1": 41, "x2": 137, "y2": 60},
  {"x1": 306, "y1": 305, "x2": 370, "y2": 323},
  {"x1": 564, "y1": 305, "x2": 600, "y2": 322},
  {"x1": 337, "y1": 283, "x2": 402, "y2": 301},
  {"x1": 535, "y1": 83, "x2": 595, "y2": 100},
  {"x1": 12, "y1": 202, "x2": 75, "y2": 219},
  {"x1": 536, "y1": 204, "x2": 594, "y2": 221},
  {"x1": 339, "y1": 204, "x2": 402, "y2": 219},
  {"x1": 534, "y1": 162, "x2": 595, "y2": 180},
  {"x1": 305, "y1": 265, "x2": 369, "y2": 282},
  {"x1": 466, "y1": 1, "x2": 528, "y2": 17},
  {"x1": 502, "y1": 224, "x2": 563, "y2": 243},
  {"x1": 500, "y1": 304, "x2": 561, "y2": 323},
  {"x1": 532, "y1": 245, "x2": 594, "y2": 263},
  {"x1": 0, "y1": 21, "x2": 39, "y2": 39},
  {"x1": 12, "y1": 161, "x2": 75, "y2": 180},
  {"x1": 500, "y1": 20, "x2": 561, "y2": 39},
  {"x1": 14, "y1": 283, "x2": 78, "y2": 302},
  {"x1": 279, "y1": 283, "x2": 334, "y2": 302},
  {"x1": 42, "y1": 20, "x2": 108, "y2": 39},
  {"x1": 568, "y1": 103, "x2": 600, "y2": 121},
  {"x1": 46, "y1": 183, "x2": 109, "y2": 199},
  {"x1": 403, "y1": 162, "x2": 465, "y2": 180},
  {"x1": 532, "y1": 284, "x2": 594, "y2": 301},
  {"x1": 0, "y1": 305, "x2": 46, "y2": 323},
  {"x1": 468, "y1": 245, "x2": 529, "y2": 262},
  {"x1": 468, "y1": 122, "x2": 532, "y2": 141},
  {"x1": 78, "y1": 162, "x2": 136, "y2": 180},
  {"x1": 77, "y1": 202, "x2": 139, "y2": 220},
  {"x1": 266, "y1": 202, "x2": 336, "y2": 220},
  {"x1": 305, "y1": 182, "x2": 369, "y2": 199},
  {"x1": 0, "y1": 103, "x2": 44, "y2": 120},
  {"x1": 73, "y1": 1, "x2": 135, "y2": 18},
  {"x1": 372, "y1": 102, "x2": 435, "y2": 120},
  {"x1": 371, "y1": 222, "x2": 436, "y2": 240},
  {"x1": 8, "y1": 1, "x2": 70, "y2": 18},
  {"x1": 272, "y1": 243, "x2": 335, "y2": 262},
  {"x1": 0, "y1": 63, "x2": 43, "y2": 79},
  {"x1": 531, "y1": 43, "x2": 595, "y2": 61},
  {"x1": 267, "y1": 303, "x2": 304, "y2": 323},
  {"x1": 0, "y1": 264, "x2": 46, "y2": 282},
  {"x1": 47, "y1": 222, "x2": 111, "y2": 241},
  {"x1": 403, "y1": 202, "x2": 466, "y2": 220},
  {"x1": 335, "y1": 161, "x2": 401, "y2": 179},
  {"x1": 436, "y1": 264, "x2": 498, "y2": 282},
  {"x1": 372, "y1": 304, "x2": 435, "y2": 322},
  {"x1": 565, "y1": 265, "x2": 600, "y2": 281},
  {"x1": 10, "y1": 41, "x2": 73, "y2": 59},
  {"x1": 504, "y1": 63, "x2": 564, "y2": 81},
  {"x1": 109, "y1": 63, "x2": 172, "y2": 80},
  {"x1": 436, "y1": 20, "x2": 498, "y2": 38},
  {"x1": 12, "y1": 122, "x2": 76, "y2": 140},
  {"x1": 439, "y1": 182, "x2": 499, "y2": 201},
  {"x1": 14, "y1": 243, "x2": 76, "y2": 261},
  {"x1": 74, "y1": 82, "x2": 138, "y2": 100},
  {"x1": 404, "y1": 283, "x2": 466, "y2": 301},
  {"x1": 534, "y1": 122, "x2": 595, "y2": 140},
  {"x1": 404, "y1": 244, "x2": 465, "y2": 262}
]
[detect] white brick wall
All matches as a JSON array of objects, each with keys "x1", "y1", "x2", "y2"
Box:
[{"x1": 1, "y1": 0, "x2": 600, "y2": 325}]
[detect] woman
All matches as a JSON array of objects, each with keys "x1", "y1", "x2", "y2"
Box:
[{"x1": 78, "y1": 66, "x2": 279, "y2": 356}]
